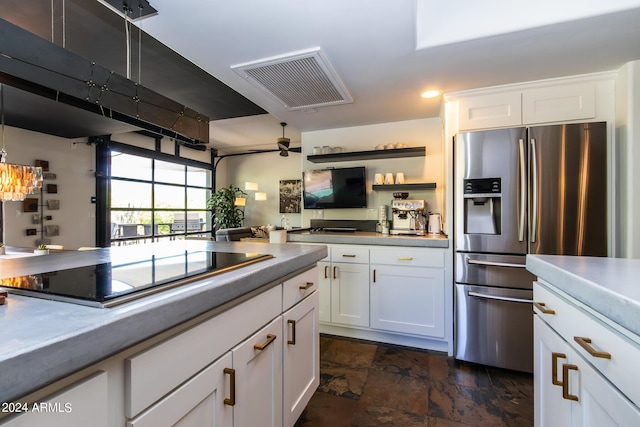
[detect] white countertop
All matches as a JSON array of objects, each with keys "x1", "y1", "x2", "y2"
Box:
[
  {"x1": 526, "y1": 254, "x2": 640, "y2": 337},
  {"x1": 287, "y1": 230, "x2": 449, "y2": 248},
  {"x1": 0, "y1": 240, "x2": 327, "y2": 402}
]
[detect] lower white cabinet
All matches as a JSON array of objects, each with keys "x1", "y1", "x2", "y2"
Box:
[
  {"x1": 0, "y1": 371, "x2": 108, "y2": 427},
  {"x1": 370, "y1": 264, "x2": 445, "y2": 338},
  {"x1": 233, "y1": 317, "x2": 283, "y2": 427},
  {"x1": 330, "y1": 262, "x2": 370, "y2": 327},
  {"x1": 283, "y1": 291, "x2": 320, "y2": 427},
  {"x1": 534, "y1": 281, "x2": 640, "y2": 426},
  {"x1": 127, "y1": 354, "x2": 233, "y2": 427}
]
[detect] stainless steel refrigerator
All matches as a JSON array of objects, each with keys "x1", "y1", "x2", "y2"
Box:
[{"x1": 454, "y1": 122, "x2": 607, "y2": 373}]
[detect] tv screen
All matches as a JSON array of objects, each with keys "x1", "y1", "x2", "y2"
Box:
[{"x1": 303, "y1": 166, "x2": 367, "y2": 209}]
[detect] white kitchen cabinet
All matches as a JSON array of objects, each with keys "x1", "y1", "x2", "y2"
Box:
[
  {"x1": 317, "y1": 261, "x2": 331, "y2": 323},
  {"x1": 232, "y1": 317, "x2": 283, "y2": 427},
  {"x1": 522, "y1": 83, "x2": 595, "y2": 125},
  {"x1": 282, "y1": 291, "x2": 319, "y2": 427},
  {"x1": 330, "y1": 262, "x2": 370, "y2": 327},
  {"x1": 127, "y1": 353, "x2": 233, "y2": 427},
  {"x1": 370, "y1": 264, "x2": 445, "y2": 338},
  {"x1": 534, "y1": 281, "x2": 640, "y2": 426},
  {"x1": 0, "y1": 371, "x2": 108, "y2": 427},
  {"x1": 458, "y1": 91, "x2": 522, "y2": 130}
]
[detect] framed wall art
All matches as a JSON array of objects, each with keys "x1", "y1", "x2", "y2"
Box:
[{"x1": 279, "y1": 179, "x2": 302, "y2": 214}]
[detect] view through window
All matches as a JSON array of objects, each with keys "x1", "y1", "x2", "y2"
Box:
[{"x1": 110, "y1": 151, "x2": 212, "y2": 245}]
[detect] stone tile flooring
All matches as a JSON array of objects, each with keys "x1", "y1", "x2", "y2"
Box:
[{"x1": 295, "y1": 334, "x2": 534, "y2": 427}]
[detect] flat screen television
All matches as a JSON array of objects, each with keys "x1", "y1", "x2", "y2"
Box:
[{"x1": 303, "y1": 166, "x2": 367, "y2": 209}]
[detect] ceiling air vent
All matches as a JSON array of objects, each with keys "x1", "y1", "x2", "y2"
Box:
[{"x1": 231, "y1": 48, "x2": 353, "y2": 111}]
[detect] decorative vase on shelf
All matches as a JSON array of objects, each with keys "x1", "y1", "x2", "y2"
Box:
[{"x1": 34, "y1": 247, "x2": 49, "y2": 255}]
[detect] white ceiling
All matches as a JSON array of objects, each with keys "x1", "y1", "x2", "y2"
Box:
[{"x1": 136, "y1": 0, "x2": 640, "y2": 151}]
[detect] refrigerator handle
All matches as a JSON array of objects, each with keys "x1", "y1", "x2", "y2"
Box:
[
  {"x1": 530, "y1": 138, "x2": 538, "y2": 243},
  {"x1": 467, "y1": 259, "x2": 526, "y2": 268},
  {"x1": 468, "y1": 291, "x2": 533, "y2": 304},
  {"x1": 518, "y1": 138, "x2": 526, "y2": 242}
]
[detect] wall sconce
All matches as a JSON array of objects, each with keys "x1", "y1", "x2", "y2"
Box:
[
  {"x1": 245, "y1": 182, "x2": 259, "y2": 191},
  {"x1": 255, "y1": 192, "x2": 267, "y2": 201},
  {"x1": 234, "y1": 197, "x2": 246, "y2": 207}
]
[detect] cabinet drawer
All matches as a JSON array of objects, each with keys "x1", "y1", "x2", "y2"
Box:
[
  {"x1": 534, "y1": 281, "x2": 640, "y2": 407},
  {"x1": 125, "y1": 284, "x2": 282, "y2": 418},
  {"x1": 283, "y1": 266, "x2": 319, "y2": 311},
  {"x1": 330, "y1": 246, "x2": 369, "y2": 264},
  {"x1": 370, "y1": 248, "x2": 444, "y2": 268}
]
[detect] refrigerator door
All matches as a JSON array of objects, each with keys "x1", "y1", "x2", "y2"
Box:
[
  {"x1": 455, "y1": 252, "x2": 535, "y2": 290},
  {"x1": 455, "y1": 127, "x2": 527, "y2": 254},
  {"x1": 529, "y1": 122, "x2": 608, "y2": 256}
]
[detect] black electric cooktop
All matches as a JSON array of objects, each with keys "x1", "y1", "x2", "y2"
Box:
[{"x1": 0, "y1": 250, "x2": 272, "y2": 308}]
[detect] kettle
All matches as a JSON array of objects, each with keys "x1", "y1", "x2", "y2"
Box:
[{"x1": 428, "y1": 213, "x2": 442, "y2": 234}]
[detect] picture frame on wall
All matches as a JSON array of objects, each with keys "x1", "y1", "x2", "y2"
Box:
[
  {"x1": 26, "y1": 228, "x2": 37, "y2": 236},
  {"x1": 32, "y1": 214, "x2": 41, "y2": 224},
  {"x1": 279, "y1": 179, "x2": 302, "y2": 214},
  {"x1": 23, "y1": 198, "x2": 39, "y2": 212},
  {"x1": 47, "y1": 199, "x2": 60, "y2": 210},
  {"x1": 46, "y1": 184, "x2": 58, "y2": 194},
  {"x1": 45, "y1": 225, "x2": 59, "y2": 237},
  {"x1": 35, "y1": 159, "x2": 49, "y2": 171}
]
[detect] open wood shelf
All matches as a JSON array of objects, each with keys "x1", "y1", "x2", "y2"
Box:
[{"x1": 307, "y1": 146, "x2": 425, "y2": 163}]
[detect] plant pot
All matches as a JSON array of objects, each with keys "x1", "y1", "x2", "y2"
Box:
[
  {"x1": 0, "y1": 247, "x2": 5, "y2": 255},
  {"x1": 34, "y1": 249, "x2": 49, "y2": 255}
]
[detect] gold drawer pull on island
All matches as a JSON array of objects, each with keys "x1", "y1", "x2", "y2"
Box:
[
  {"x1": 223, "y1": 368, "x2": 236, "y2": 406},
  {"x1": 287, "y1": 320, "x2": 296, "y2": 345},
  {"x1": 574, "y1": 336, "x2": 611, "y2": 359},
  {"x1": 299, "y1": 282, "x2": 314, "y2": 290},
  {"x1": 254, "y1": 334, "x2": 277, "y2": 351},
  {"x1": 562, "y1": 364, "x2": 579, "y2": 401},
  {"x1": 534, "y1": 302, "x2": 556, "y2": 315},
  {"x1": 397, "y1": 257, "x2": 413, "y2": 261},
  {"x1": 551, "y1": 352, "x2": 567, "y2": 386}
]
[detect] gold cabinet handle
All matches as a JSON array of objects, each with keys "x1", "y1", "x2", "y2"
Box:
[
  {"x1": 299, "y1": 282, "x2": 314, "y2": 290},
  {"x1": 254, "y1": 334, "x2": 277, "y2": 351},
  {"x1": 223, "y1": 368, "x2": 236, "y2": 406},
  {"x1": 324, "y1": 265, "x2": 329, "y2": 279},
  {"x1": 574, "y1": 336, "x2": 611, "y2": 359},
  {"x1": 333, "y1": 266, "x2": 337, "y2": 279},
  {"x1": 562, "y1": 364, "x2": 579, "y2": 401},
  {"x1": 287, "y1": 319, "x2": 296, "y2": 345},
  {"x1": 551, "y1": 352, "x2": 566, "y2": 386},
  {"x1": 398, "y1": 257, "x2": 413, "y2": 261},
  {"x1": 342, "y1": 254, "x2": 357, "y2": 258},
  {"x1": 533, "y1": 302, "x2": 556, "y2": 315}
]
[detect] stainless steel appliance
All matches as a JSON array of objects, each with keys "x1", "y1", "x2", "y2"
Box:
[
  {"x1": 454, "y1": 122, "x2": 607, "y2": 373},
  {"x1": 390, "y1": 199, "x2": 426, "y2": 235}
]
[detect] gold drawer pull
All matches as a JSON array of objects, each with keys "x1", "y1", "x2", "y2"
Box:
[
  {"x1": 342, "y1": 254, "x2": 357, "y2": 258},
  {"x1": 551, "y1": 352, "x2": 566, "y2": 386},
  {"x1": 324, "y1": 265, "x2": 329, "y2": 279},
  {"x1": 562, "y1": 364, "x2": 579, "y2": 401},
  {"x1": 299, "y1": 282, "x2": 314, "y2": 290},
  {"x1": 574, "y1": 336, "x2": 611, "y2": 359},
  {"x1": 287, "y1": 319, "x2": 296, "y2": 345},
  {"x1": 533, "y1": 302, "x2": 556, "y2": 315},
  {"x1": 398, "y1": 257, "x2": 413, "y2": 261},
  {"x1": 223, "y1": 368, "x2": 236, "y2": 406},
  {"x1": 254, "y1": 334, "x2": 277, "y2": 351}
]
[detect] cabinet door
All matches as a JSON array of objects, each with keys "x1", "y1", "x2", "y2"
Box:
[
  {"x1": 127, "y1": 353, "x2": 233, "y2": 427},
  {"x1": 534, "y1": 316, "x2": 572, "y2": 427},
  {"x1": 330, "y1": 263, "x2": 370, "y2": 327},
  {"x1": 522, "y1": 83, "x2": 595, "y2": 124},
  {"x1": 458, "y1": 91, "x2": 522, "y2": 130},
  {"x1": 283, "y1": 291, "x2": 320, "y2": 427},
  {"x1": 0, "y1": 372, "x2": 108, "y2": 427},
  {"x1": 232, "y1": 317, "x2": 283, "y2": 427},
  {"x1": 318, "y1": 261, "x2": 331, "y2": 323},
  {"x1": 370, "y1": 264, "x2": 445, "y2": 338}
]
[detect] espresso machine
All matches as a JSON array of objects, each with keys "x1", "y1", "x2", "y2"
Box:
[{"x1": 390, "y1": 199, "x2": 427, "y2": 235}]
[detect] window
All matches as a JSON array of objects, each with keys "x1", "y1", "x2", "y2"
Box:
[{"x1": 109, "y1": 149, "x2": 212, "y2": 245}]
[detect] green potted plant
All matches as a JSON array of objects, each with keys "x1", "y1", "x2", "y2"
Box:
[
  {"x1": 34, "y1": 244, "x2": 49, "y2": 255},
  {"x1": 206, "y1": 185, "x2": 247, "y2": 231}
]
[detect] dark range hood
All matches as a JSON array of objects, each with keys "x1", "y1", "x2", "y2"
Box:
[{"x1": 0, "y1": 0, "x2": 266, "y2": 144}]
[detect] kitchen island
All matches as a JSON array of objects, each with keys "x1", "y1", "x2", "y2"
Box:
[
  {"x1": 527, "y1": 254, "x2": 640, "y2": 426},
  {"x1": 287, "y1": 229, "x2": 449, "y2": 248},
  {"x1": 0, "y1": 240, "x2": 327, "y2": 426}
]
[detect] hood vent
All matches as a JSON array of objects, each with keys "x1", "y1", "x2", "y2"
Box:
[{"x1": 232, "y1": 48, "x2": 353, "y2": 111}]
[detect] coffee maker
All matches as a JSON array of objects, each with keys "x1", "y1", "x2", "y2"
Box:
[{"x1": 390, "y1": 199, "x2": 427, "y2": 235}]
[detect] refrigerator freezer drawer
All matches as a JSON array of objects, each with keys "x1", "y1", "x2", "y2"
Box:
[
  {"x1": 455, "y1": 284, "x2": 533, "y2": 373},
  {"x1": 455, "y1": 252, "x2": 535, "y2": 290}
]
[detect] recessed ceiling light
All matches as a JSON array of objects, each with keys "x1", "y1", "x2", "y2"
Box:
[{"x1": 421, "y1": 90, "x2": 441, "y2": 99}]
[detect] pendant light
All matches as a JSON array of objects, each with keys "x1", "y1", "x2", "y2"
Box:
[{"x1": 0, "y1": 84, "x2": 43, "y2": 201}]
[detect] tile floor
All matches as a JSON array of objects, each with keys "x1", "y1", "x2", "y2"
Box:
[{"x1": 295, "y1": 334, "x2": 534, "y2": 427}]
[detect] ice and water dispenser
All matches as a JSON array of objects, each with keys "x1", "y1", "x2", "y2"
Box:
[{"x1": 463, "y1": 178, "x2": 502, "y2": 235}]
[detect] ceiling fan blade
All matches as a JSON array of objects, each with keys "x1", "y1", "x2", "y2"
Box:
[{"x1": 289, "y1": 147, "x2": 302, "y2": 153}]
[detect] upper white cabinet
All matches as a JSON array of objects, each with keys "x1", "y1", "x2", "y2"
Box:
[
  {"x1": 458, "y1": 91, "x2": 522, "y2": 130},
  {"x1": 522, "y1": 83, "x2": 595, "y2": 125},
  {"x1": 456, "y1": 82, "x2": 598, "y2": 131}
]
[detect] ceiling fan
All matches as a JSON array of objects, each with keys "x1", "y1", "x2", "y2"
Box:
[{"x1": 277, "y1": 122, "x2": 301, "y2": 157}]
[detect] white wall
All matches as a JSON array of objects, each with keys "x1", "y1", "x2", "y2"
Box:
[
  {"x1": 301, "y1": 118, "x2": 445, "y2": 228},
  {"x1": 2, "y1": 126, "x2": 96, "y2": 249},
  {"x1": 221, "y1": 151, "x2": 303, "y2": 228},
  {"x1": 615, "y1": 61, "x2": 640, "y2": 258}
]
